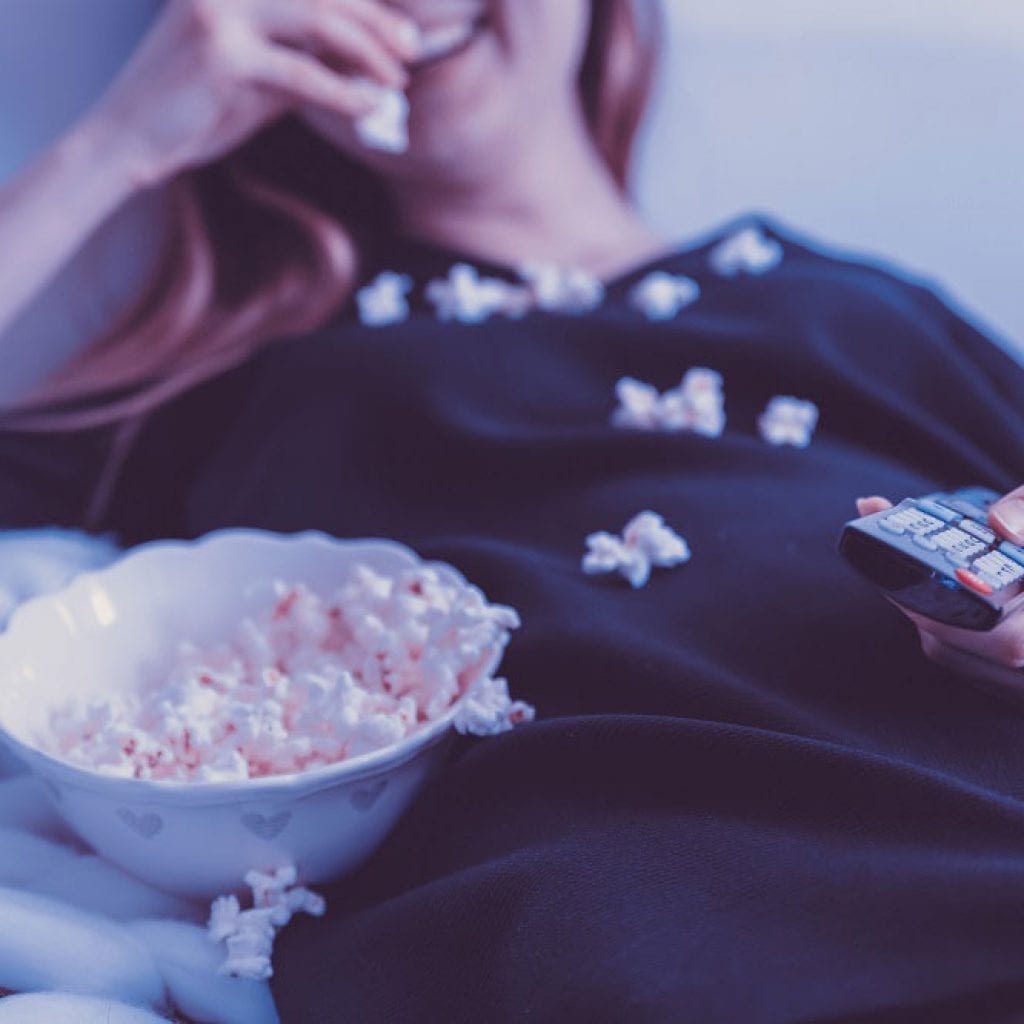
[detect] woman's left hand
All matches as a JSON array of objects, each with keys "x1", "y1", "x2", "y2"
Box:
[{"x1": 856, "y1": 487, "x2": 1024, "y2": 697}]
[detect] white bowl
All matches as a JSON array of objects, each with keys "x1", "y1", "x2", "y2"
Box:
[{"x1": 0, "y1": 530, "x2": 511, "y2": 898}]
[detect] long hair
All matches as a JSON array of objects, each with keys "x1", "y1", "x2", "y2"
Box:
[{"x1": 6, "y1": 0, "x2": 661, "y2": 443}]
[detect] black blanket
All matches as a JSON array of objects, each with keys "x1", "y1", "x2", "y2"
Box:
[{"x1": 4, "y1": 217, "x2": 1024, "y2": 1023}]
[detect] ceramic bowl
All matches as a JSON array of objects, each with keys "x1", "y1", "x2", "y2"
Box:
[{"x1": 0, "y1": 529, "x2": 510, "y2": 897}]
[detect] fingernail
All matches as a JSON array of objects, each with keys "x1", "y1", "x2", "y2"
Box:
[
  {"x1": 991, "y1": 497, "x2": 1024, "y2": 542},
  {"x1": 396, "y1": 19, "x2": 421, "y2": 57},
  {"x1": 351, "y1": 78, "x2": 386, "y2": 109}
]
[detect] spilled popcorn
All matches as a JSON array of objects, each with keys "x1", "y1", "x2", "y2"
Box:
[
  {"x1": 426, "y1": 264, "x2": 531, "y2": 324},
  {"x1": 629, "y1": 271, "x2": 700, "y2": 321},
  {"x1": 453, "y1": 676, "x2": 533, "y2": 737},
  {"x1": 613, "y1": 368, "x2": 726, "y2": 438},
  {"x1": 709, "y1": 226, "x2": 783, "y2": 278},
  {"x1": 583, "y1": 511, "x2": 691, "y2": 589},
  {"x1": 518, "y1": 262, "x2": 605, "y2": 315},
  {"x1": 43, "y1": 564, "x2": 530, "y2": 782},
  {"x1": 759, "y1": 396, "x2": 819, "y2": 448},
  {"x1": 209, "y1": 865, "x2": 325, "y2": 980},
  {"x1": 357, "y1": 271, "x2": 414, "y2": 327}
]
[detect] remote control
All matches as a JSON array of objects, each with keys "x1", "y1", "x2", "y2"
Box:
[{"x1": 839, "y1": 487, "x2": 1024, "y2": 631}]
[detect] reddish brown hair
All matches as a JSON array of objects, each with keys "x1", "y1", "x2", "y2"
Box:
[{"x1": 8, "y1": 0, "x2": 661, "y2": 442}]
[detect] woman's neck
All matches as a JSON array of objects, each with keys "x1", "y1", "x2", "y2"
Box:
[{"x1": 389, "y1": 115, "x2": 667, "y2": 282}]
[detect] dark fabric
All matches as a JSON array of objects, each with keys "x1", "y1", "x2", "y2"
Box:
[{"x1": 4, "y1": 216, "x2": 1024, "y2": 1022}]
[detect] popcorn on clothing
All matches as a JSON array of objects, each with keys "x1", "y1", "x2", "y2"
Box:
[
  {"x1": 612, "y1": 368, "x2": 726, "y2": 438},
  {"x1": 426, "y1": 264, "x2": 531, "y2": 324},
  {"x1": 583, "y1": 511, "x2": 691, "y2": 589},
  {"x1": 518, "y1": 263, "x2": 605, "y2": 315},
  {"x1": 709, "y1": 226, "x2": 784, "y2": 278},
  {"x1": 357, "y1": 272, "x2": 414, "y2": 327},
  {"x1": 759, "y1": 396, "x2": 820, "y2": 448},
  {"x1": 612, "y1": 378, "x2": 663, "y2": 431},
  {"x1": 629, "y1": 271, "x2": 700, "y2": 321}
]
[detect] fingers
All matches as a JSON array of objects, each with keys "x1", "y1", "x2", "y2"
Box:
[
  {"x1": 916, "y1": 629, "x2": 1024, "y2": 708},
  {"x1": 303, "y1": 14, "x2": 410, "y2": 88},
  {"x1": 257, "y1": 0, "x2": 419, "y2": 87},
  {"x1": 856, "y1": 496, "x2": 893, "y2": 517},
  {"x1": 902, "y1": 602, "x2": 1024, "y2": 670},
  {"x1": 248, "y1": 44, "x2": 384, "y2": 118},
  {"x1": 989, "y1": 484, "x2": 1024, "y2": 545},
  {"x1": 342, "y1": 0, "x2": 422, "y2": 59}
]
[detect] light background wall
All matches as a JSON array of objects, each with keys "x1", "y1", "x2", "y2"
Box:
[
  {"x1": 637, "y1": 0, "x2": 1024, "y2": 352},
  {"x1": 0, "y1": 0, "x2": 1021, "y2": 403}
]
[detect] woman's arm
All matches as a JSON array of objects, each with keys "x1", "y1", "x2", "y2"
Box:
[
  {"x1": 0, "y1": 118, "x2": 144, "y2": 344},
  {"x1": 0, "y1": 0, "x2": 418, "y2": 347}
]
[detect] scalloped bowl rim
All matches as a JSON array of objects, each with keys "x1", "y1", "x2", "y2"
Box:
[{"x1": 0, "y1": 529, "x2": 500, "y2": 805}]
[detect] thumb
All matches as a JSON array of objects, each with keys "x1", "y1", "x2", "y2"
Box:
[{"x1": 989, "y1": 484, "x2": 1024, "y2": 544}]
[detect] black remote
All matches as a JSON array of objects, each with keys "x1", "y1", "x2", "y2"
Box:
[{"x1": 839, "y1": 487, "x2": 1024, "y2": 631}]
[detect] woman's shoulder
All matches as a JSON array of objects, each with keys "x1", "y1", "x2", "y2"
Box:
[
  {"x1": 684, "y1": 212, "x2": 1015, "y2": 355},
  {"x1": 688, "y1": 212, "x2": 944, "y2": 310}
]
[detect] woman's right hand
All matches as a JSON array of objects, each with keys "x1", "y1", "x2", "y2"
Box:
[{"x1": 83, "y1": 0, "x2": 420, "y2": 191}]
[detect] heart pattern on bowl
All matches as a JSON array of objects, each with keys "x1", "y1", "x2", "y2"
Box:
[
  {"x1": 241, "y1": 811, "x2": 292, "y2": 840},
  {"x1": 350, "y1": 779, "x2": 388, "y2": 812},
  {"x1": 117, "y1": 808, "x2": 163, "y2": 839}
]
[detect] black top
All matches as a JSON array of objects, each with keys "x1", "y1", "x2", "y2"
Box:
[{"x1": 5, "y1": 216, "x2": 1024, "y2": 1023}]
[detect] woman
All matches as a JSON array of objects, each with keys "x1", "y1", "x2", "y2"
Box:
[{"x1": 3, "y1": 1, "x2": 1024, "y2": 1019}]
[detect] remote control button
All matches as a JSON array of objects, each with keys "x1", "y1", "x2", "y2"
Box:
[
  {"x1": 954, "y1": 488, "x2": 1001, "y2": 510},
  {"x1": 933, "y1": 528, "x2": 986, "y2": 563},
  {"x1": 939, "y1": 497, "x2": 990, "y2": 521},
  {"x1": 956, "y1": 568, "x2": 994, "y2": 596},
  {"x1": 917, "y1": 499, "x2": 958, "y2": 523},
  {"x1": 912, "y1": 533, "x2": 939, "y2": 551},
  {"x1": 959, "y1": 519, "x2": 997, "y2": 545},
  {"x1": 974, "y1": 550, "x2": 1024, "y2": 589},
  {"x1": 880, "y1": 516, "x2": 907, "y2": 535},
  {"x1": 999, "y1": 542, "x2": 1024, "y2": 569},
  {"x1": 879, "y1": 507, "x2": 944, "y2": 536}
]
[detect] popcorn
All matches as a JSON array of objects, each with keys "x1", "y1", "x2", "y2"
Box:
[
  {"x1": 209, "y1": 866, "x2": 327, "y2": 980},
  {"x1": 629, "y1": 271, "x2": 700, "y2": 321},
  {"x1": 583, "y1": 511, "x2": 691, "y2": 589},
  {"x1": 208, "y1": 895, "x2": 242, "y2": 944},
  {"x1": 709, "y1": 226, "x2": 783, "y2": 277},
  {"x1": 357, "y1": 272, "x2": 414, "y2": 327},
  {"x1": 221, "y1": 917, "x2": 276, "y2": 981},
  {"x1": 611, "y1": 378, "x2": 663, "y2": 431},
  {"x1": 453, "y1": 676, "x2": 535, "y2": 737},
  {"x1": 354, "y1": 82, "x2": 410, "y2": 153},
  {"x1": 426, "y1": 264, "x2": 531, "y2": 324},
  {"x1": 518, "y1": 263, "x2": 605, "y2": 315},
  {"x1": 612, "y1": 368, "x2": 726, "y2": 438},
  {"x1": 758, "y1": 396, "x2": 819, "y2": 448},
  {"x1": 43, "y1": 565, "x2": 526, "y2": 782}
]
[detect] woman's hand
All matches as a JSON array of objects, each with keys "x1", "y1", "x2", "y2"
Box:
[
  {"x1": 84, "y1": 0, "x2": 420, "y2": 190},
  {"x1": 857, "y1": 487, "x2": 1024, "y2": 696},
  {"x1": 0, "y1": 0, "x2": 419, "y2": 347}
]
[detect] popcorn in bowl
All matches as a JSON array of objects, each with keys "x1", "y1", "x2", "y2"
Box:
[
  {"x1": 42, "y1": 563, "x2": 533, "y2": 783},
  {"x1": 0, "y1": 530, "x2": 533, "y2": 898}
]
